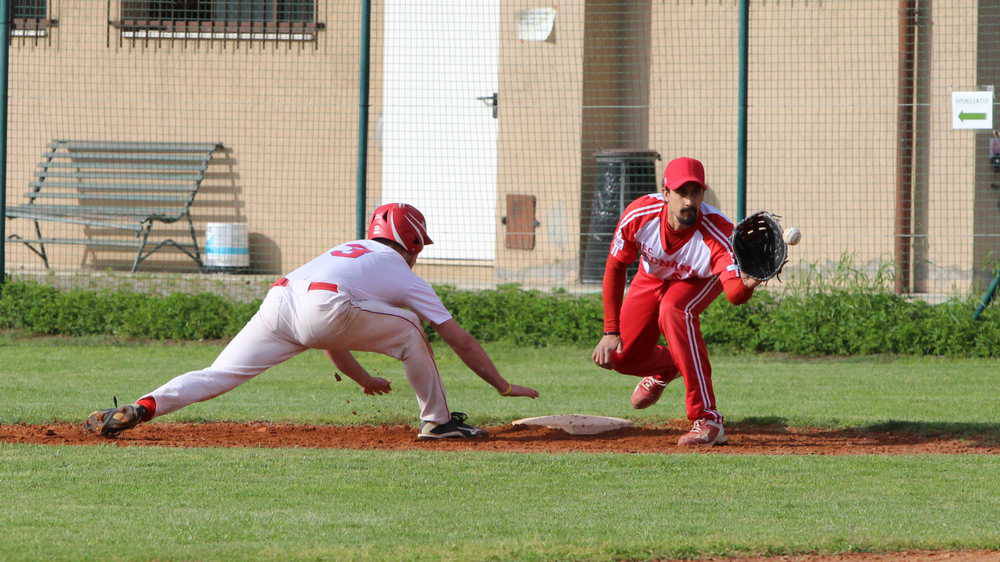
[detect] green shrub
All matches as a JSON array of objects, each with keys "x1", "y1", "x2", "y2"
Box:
[
  {"x1": 0, "y1": 281, "x2": 258, "y2": 341},
  {"x1": 701, "y1": 288, "x2": 999, "y2": 357},
  {"x1": 0, "y1": 279, "x2": 997, "y2": 357},
  {"x1": 434, "y1": 284, "x2": 603, "y2": 346}
]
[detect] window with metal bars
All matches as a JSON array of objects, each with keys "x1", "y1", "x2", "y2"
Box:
[
  {"x1": 12, "y1": 0, "x2": 57, "y2": 36},
  {"x1": 13, "y1": 0, "x2": 46, "y2": 18},
  {"x1": 112, "y1": 0, "x2": 323, "y2": 41}
]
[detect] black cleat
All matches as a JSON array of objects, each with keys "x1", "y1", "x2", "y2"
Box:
[{"x1": 417, "y1": 412, "x2": 488, "y2": 439}]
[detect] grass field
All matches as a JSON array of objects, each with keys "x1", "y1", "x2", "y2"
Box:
[{"x1": 1, "y1": 334, "x2": 999, "y2": 560}]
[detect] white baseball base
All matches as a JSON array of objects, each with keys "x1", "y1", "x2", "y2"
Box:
[{"x1": 511, "y1": 414, "x2": 634, "y2": 435}]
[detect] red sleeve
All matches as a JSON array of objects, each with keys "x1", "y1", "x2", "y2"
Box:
[
  {"x1": 602, "y1": 256, "x2": 628, "y2": 333},
  {"x1": 702, "y1": 213, "x2": 741, "y2": 282},
  {"x1": 702, "y1": 211, "x2": 753, "y2": 304},
  {"x1": 608, "y1": 195, "x2": 662, "y2": 265},
  {"x1": 722, "y1": 276, "x2": 754, "y2": 305}
]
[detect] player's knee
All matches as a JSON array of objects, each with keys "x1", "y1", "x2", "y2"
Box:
[{"x1": 396, "y1": 325, "x2": 431, "y2": 362}]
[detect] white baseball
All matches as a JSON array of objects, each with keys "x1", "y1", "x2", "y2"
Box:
[{"x1": 784, "y1": 227, "x2": 801, "y2": 246}]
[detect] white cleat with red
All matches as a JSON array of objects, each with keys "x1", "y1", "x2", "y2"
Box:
[
  {"x1": 677, "y1": 419, "x2": 727, "y2": 446},
  {"x1": 630, "y1": 375, "x2": 673, "y2": 409}
]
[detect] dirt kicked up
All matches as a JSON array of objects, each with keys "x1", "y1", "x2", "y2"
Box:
[{"x1": 1, "y1": 419, "x2": 997, "y2": 455}]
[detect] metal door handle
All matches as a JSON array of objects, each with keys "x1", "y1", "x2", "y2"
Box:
[{"x1": 477, "y1": 93, "x2": 498, "y2": 119}]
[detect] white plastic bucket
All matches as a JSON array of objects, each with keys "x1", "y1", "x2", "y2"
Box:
[{"x1": 204, "y1": 222, "x2": 249, "y2": 268}]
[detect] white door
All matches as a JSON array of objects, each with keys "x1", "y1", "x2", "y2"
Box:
[{"x1": 381, "y1": 0, "x2": 499, "y2": 260}]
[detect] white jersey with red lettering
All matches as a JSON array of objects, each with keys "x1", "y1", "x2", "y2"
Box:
[
  {"x1": 284, "y1": 239, "x2": 452, "y2": 325},
  {"x1": 143, "y1": 237, "x2": 456, "y2": 424},
  {"x1": 610, "y1": 194, "x2": 740, "y2": 283}
]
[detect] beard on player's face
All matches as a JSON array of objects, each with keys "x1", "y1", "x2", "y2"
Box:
[
  {"x1": 677, "y1": 206, "x2": 698, "y2": 226},
  {"x1": 666, "y1": 182, "x2": 705, "y2": 229}
]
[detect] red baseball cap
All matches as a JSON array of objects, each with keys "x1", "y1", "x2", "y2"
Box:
[{"x1": 662, "y1": 157, "x2": 710, "y2": 191}]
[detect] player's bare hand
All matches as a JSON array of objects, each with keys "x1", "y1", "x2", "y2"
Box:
[
  {"x1": 501, "y1": 384, "x2": 539, "y2": 399},
  {"x1": 592, "y1": 335, "x2": 622, "y2": 369},
  {"x1": 740, "y1": 273, "x2": 762, "y2": 289},
  {"x1": 361, "y1": 376, "x2": 392, "y2": 395}
]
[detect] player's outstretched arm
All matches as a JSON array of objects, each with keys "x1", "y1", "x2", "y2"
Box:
[
  {"x1": 433, "y1": 319, "x2": 539, "y2": 398},
  {"x1": 324, "y1": 349, "x2": 392, "y2": 395}
]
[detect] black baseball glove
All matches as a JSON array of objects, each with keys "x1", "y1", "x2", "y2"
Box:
[
  {"x1": 83, "y1": 401, "x2": 147, "y2": 438},
  {"x1": 731, "y1": 211, "x2": 788, "y2": 281}
]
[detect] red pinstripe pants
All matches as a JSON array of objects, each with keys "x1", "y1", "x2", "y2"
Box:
[{"x1": 610, "y1": 271, "x2": 723, "y2": 423}]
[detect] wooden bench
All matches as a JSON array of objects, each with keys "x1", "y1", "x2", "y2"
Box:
[{"x1": 5, "y1": 140, "x2": 224, "y2": 272}]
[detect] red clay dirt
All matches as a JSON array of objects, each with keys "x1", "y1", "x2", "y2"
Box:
[{"x1": 1, "y1": 419, "x2": 996, "y2": 455}]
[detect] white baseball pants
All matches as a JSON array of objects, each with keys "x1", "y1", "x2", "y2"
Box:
[{"x1": 142, "y1": 280, "x2": 452, "y2": 423}]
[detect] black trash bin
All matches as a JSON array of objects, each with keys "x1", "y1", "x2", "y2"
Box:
[{"x1": 580, "y1": 149, "x2": 661, "y2": 284}]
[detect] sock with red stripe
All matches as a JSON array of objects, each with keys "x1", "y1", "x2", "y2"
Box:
[{"x1": 136, "y1": 397, "x2": 157, "y2": 421}]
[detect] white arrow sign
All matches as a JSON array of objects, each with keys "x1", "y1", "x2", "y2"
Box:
[{"x1": 952, "y1": 91, "x2": 993, "y2": 130}]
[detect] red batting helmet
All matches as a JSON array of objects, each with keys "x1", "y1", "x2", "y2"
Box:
[{"x1": 366, "y1": 203, "x2": 433, "y2": 255}]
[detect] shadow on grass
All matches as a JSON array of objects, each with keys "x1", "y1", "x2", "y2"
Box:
[
  {"x1": 862, "y1": 420, "x2": 1000, "y2": 440},
  {"x1": 733, "y1": 417, "x2": 1000, "y2": 447},
  {"x1": 499, "y1": 417, "x2": 1000, "y2": 448},
  {"x1": 735, "y1": 416, "x2": 792, "y2": 430}
]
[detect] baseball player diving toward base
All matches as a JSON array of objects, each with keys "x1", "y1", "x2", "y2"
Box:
[{"x1": 85, "y1": 203, "x2": 539, "y2": 440}]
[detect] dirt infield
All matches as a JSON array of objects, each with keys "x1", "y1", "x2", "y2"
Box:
[{"x1": 2, "y1": 419, "x2": 997, "y2": 455}]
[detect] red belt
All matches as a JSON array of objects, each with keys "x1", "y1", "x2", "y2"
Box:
[{"x1": 272, "y1": 278, "x2": 339, "y2": 292}]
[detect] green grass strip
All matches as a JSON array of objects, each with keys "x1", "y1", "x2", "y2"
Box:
[
  {"x1": 1, "y1": 338, "x2": 999, "y2": 560},
  {"x1": 1, "y1": 338, "x2": 997, "y2": 439},
  {"x1": 1, "y1": 445, "x2": 998, "y2": 561}
]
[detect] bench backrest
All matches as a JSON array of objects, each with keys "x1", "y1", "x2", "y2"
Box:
[{"x1": 26, "y1": 140, "x2": 224, "y2": 224}]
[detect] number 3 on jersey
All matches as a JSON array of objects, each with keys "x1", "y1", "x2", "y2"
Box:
[{"x1": 330, "y1": 243, "x2": 372, "y2": 259}]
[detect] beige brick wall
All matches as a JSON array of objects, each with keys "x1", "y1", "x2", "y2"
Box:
[{"x1": 4, "y1": 1, "x2": 996, "y2": 295}]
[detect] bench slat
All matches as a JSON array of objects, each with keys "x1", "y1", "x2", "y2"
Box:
[
  {"x1": 42, "y1": 161, "x2": 207, "y2": 171},
  {"x1": 5, "y1": 208, "x2": 144, "y2": 231},
  {"x1": 9, "y1": 237, "x2": 198, "y2": 250},
  {"x1": 37, "y1": 171, "x2": 204, "y2": 181},
  {"x1": 43, "y1": 151, "x2": 211, "y2": 162},
  {"x1": 29, "y1": 181, "x2": 196, "y2": 192},
  {"x1": 8, "y1": 204, "x2": 185, "y2": 219},
  {"x1": 51, "y1": 140, "x2": 222, "y2": 152},
  {"x1": 26, "y1": 192, "x2": 192, "y2": 203}
]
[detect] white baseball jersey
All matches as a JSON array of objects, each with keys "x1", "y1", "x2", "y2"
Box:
[
  {"x1": 610, "y1": 194, "x2": 740, "y2": 282},
  {"x1": 284, "y1": 239, "x2": 452, "y2": 325}
]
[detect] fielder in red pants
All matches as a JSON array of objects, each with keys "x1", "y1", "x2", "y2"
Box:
[{"x1": 591, "y1": 157, "x2": 761, "y2": 446}]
